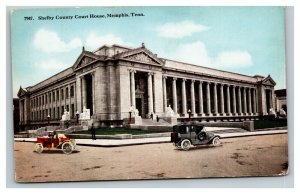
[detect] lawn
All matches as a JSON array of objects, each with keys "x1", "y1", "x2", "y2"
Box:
[
  {"x1": 254, "y1": 119, "x2": 287, "y2": 129},
  {"x1": 73, "y1": 128, "x2": 161, "y2": 135}
]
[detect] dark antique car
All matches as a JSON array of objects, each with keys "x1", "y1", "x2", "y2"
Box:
[{"x1": 171, "y1": 123, "x2": 221, "y2": 150}]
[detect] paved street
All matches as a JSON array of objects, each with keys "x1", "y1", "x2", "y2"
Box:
[{"x1": 14, "y1": 134, "x2": 288, "y2": 183}]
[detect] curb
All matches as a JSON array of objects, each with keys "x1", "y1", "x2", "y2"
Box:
[
  {"x1": 66, "y1": 132, "x2": 171, "y2": 140},
  {"x1": 14, "y1": 129, "x2": 287, "y2": 147}
]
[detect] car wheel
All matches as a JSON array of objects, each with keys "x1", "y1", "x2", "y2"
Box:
[
  {"x1": 34, "y1": 143, "x2": 43, "y2": 154},
  {"x1": 181, "y1": 139, "x2": 191, "y2": 151},
  {"x1": 212, "y1": 137, "x2": 221, "y2": 146},
  {"x1": 62, "y1": 142, "x2": 74, "y2": 154}
]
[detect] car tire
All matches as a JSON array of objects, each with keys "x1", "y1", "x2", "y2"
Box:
[
  {"x1": 34, "y1": 143, "x2": 43, "y2": 154},
  {"x1": 181, "y1": 139, "x2": 191, "y2": 151},
  {"x1": 212, "y1": 136, "x2": 221, "y2": 146},
  {"x1": 61, "y1": 142, "x2": 74, "y2": 154}
]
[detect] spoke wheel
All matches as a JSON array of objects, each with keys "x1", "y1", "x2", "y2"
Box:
[
  {"x1": 61, "y1": 142, "x2": 73, "y2": 154},
  {"x1": 181, "y1": 139, "x2": 191, "y2": 151},
  {"x1": 34, "y1": 143, "x2": 43, "y2": 154},
  {"x1": 212, "y1": 137, "x2": 221, "y2": 146}
]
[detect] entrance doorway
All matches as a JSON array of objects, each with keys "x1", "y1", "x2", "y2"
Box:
[
  {"x1": 136, "y1": 98, "x2": 143, "y2": 118},
  {"x1": 266, "y1": 89, "x2": 271, "y2": 114},
  {"x1": 134, "y1": 71, "x2": 149, "y2": 118},
  {"x1": 84, "y1": 74, "x2": 93, "y2": 115}
]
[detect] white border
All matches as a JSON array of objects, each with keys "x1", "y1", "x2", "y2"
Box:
[{"x1": 1, "y1": 0, "x2": 298, "y2": 192}]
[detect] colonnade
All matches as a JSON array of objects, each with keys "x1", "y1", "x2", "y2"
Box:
[{"x1": 162, "y1": 77, "x2": 258, "y2": 117}]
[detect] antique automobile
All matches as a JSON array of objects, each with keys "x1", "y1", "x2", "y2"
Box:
[
  {"x1": 34, "y1": 132, "x2": 76, "y2": 154},
  {"x1": 171, "y1": 123, "x2": 221, "y2": 150}
]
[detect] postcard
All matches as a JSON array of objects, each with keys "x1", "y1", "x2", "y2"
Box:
[{"x1": 12, "y1": 6, "x2": 288, "y2": 183}]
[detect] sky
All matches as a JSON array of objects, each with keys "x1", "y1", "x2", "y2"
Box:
[{"x1": 11, "y1": 6, "x2": 286, "y2": 97}]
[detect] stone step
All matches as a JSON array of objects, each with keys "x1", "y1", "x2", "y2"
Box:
[{"x1": 141, "y1": 118, "x2": 172, "y2": 126}]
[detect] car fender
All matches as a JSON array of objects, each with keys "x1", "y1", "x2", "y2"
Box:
[{"x1": 208, "y1": 135, "x2": 221, "y2": 144}]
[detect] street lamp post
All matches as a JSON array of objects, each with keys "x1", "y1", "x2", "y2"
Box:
[
  {"x1": 47, "y1": 114, "x2": 50, "y2": 125},
  {"x1": 76, "y1": 111, "x2": 80, "y2": 125},
  {"x1": 188, "y1": 109, "x2": 192, "y2": 121}
]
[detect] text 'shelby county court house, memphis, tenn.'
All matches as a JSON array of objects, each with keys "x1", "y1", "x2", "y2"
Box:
[{"x1": 18, "y1": 43, "x2": 277, "y2": 130}]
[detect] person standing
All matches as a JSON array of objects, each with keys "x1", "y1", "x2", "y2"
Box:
[{"x1": 91, "y1": 123, "x2": 96, "y2": 140}]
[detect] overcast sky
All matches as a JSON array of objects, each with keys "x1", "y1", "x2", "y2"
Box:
[{"x1": 11, "y1": 6, "x2": 286, "y2": 97}]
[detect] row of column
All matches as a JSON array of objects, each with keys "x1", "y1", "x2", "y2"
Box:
[
  {"x1": 163, "y1": 77, "x2": 258, "y2": 116},
  {"x1": 31, "y1": 83, "x2": 76, "y2": 121}
]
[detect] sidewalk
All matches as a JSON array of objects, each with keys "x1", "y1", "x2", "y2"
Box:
[{"x1": 14, "y1": 127, "x2": 287, "y2": 147}]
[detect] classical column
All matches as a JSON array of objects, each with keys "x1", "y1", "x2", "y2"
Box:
[
  {"x1": 82, "y1": 76, "x2": 87, "y2": 110},
  {"x1": 181, "y1": 78, "x2": 187, "y2": 116},
  {"x1": 226, "y1": 85, "x2": 231, "y2": 115},
  {"x1": 191, "y1": 80, "x2": 196, "y2": 116},
  {"x1": 162, "y1": 75, "x2": 167, "y2": 112},
  {"x1": 206, "y1": 82, "x2": 212, "y2": 116},
  {"x1": 198, "y1": 81, "x2": 204, "y2": 116},
  {"x1": 91, "y1": 73, "x2": 95, "y2": 115},
  {"x1": 243, "y1": 87, "x2": 247, "y2": 115},
  {"x1": 68, "y1": 84, "x2": 71, "y2": 115},
  {"x1": 147, "y1": 72, "x2": 154, "y2": 116},
  {"x1": 232, "y1": 85, "x2": 237, "y2": 115},
  {"x1": 74, "y1": 83, "x2": 77, "y2": 115},
  {"x1": 172, "y1": 78, "x2": 178, "y2": 114},
  {"x1": 270, "y1": 90, "x2": 274, "y2": 109},
  {"x1": 252, "y1": 88, "x2": 257, "y2": 114},
  {"x1": 248, "y1": 87, "x2": 252, "y2": 115},
  {"x1": 130, "y1": 70, "x2": 136, "y2": 108},
  {"x1": 220, "y1": 84, "x2": 225, "y2": 115},
  {"x1": 213, "y1": 83, "x2": 219, "y2": 116},
  {"x1": 59, "y1": 89, "x2": 62, "y2": 118},
  {"x1": 237, "y1": 86, "x2": 242, "y2": 115}
]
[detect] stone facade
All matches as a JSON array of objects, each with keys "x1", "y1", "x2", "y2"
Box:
[{"x1": 17, "y1": 43, "x2": 277, "y2": 131}]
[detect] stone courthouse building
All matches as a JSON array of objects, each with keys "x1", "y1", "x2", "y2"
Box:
[{"x1": 17, "y1": 43, "x2": 277, "y2": 130}]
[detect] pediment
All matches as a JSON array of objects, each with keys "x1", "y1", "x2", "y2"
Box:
[
  {"x1": 262, "y1": 75, "x2": 276, "y2": 86},
  {"x1": 73, "y1": 51, "x2": 99, "y2": 71},
  {"x1": 17, "y1": 86, "x2": 28, "y2": 97},
  {"x1": 117, "y1": 48, "x2": 163, "y2": 66}
]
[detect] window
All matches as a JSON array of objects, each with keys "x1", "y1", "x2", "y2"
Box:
[
  {"x1": 53, "y1": 107, "x2": 55, "y2": 119},
  {"x1": 70, "y1": 86, "x2": 74, "y2": 97},
  {"x1": 45, "y1": 95, "x2": 47, "y2": 104},
  {"x1": 71, "y1": 104, "x2": 74, "y2": 118},
  {"x1": 53, "y1": 92, "x2": 55, "y2": 101},
  {"x1": 66, "y1": 87, "x2": 69, "y2": 99},
  {"x1": 49, "y1": 93, "x2": 51, "y2": 103},
  {"x1": 57, "y1": 107, "x2": 60, "y2": 119},
  {"x1": 61, "y1": 89, "x2": 64, "y2": 100},
  {"x1": 61, "y1": 106, "x2": 64, "y2": 115},
  {"x1": 57, "y1": 91, "x2": 59, "y2": 101}
]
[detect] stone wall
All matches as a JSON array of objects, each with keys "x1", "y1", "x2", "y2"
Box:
[{"x1": 118, "y1": 65, "x2": 131, "y2": 119}]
